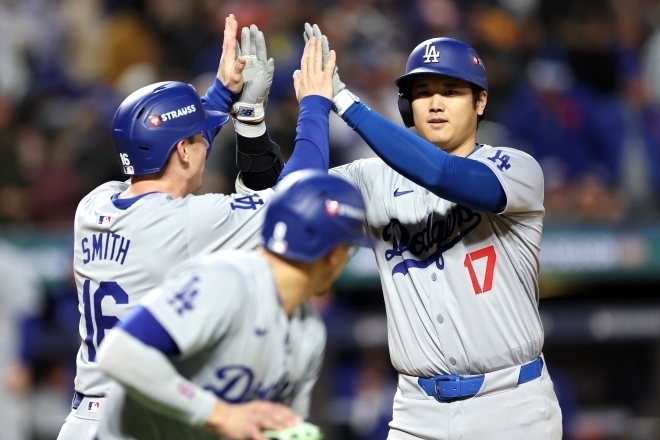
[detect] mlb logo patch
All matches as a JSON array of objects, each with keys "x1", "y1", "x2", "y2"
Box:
[
  {"x1": 124, "y1": 165, "x2": 134, "y2": 175},
  {"x1": 87, "y1": 401, "x2": 100, "y2": 412},
  {"x1": 148, "y1": 114, "x2": 162, "y2": 127},
  {"x1": 98, "y1": 215, "x2": 112, "y2": 226}
]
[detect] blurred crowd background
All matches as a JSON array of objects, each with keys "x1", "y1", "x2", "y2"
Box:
[{"x1": 2, "y1": 0, "x2": 660, "y2": 439}]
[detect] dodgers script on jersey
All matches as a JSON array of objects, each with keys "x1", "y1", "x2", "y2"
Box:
[
  {"x1": 331, "y1": 145, "x2": 544, "y2": 377},
  {"x1": 95, "y1": 251, "x2": 325, "y2": 440},
  {"x1": 73, "y1": 181, "x2": 275, "y2": 396}
]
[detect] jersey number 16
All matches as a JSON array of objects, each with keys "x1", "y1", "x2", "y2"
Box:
[{"x1": 82, "y1": 279, "x2": 128, "y2": 361}]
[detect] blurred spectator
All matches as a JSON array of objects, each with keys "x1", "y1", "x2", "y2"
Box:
[
  {"x1": 328, "y1": 348, "x2": 397, "y2": 440},
  {"x1": 498, "y1": 0, "x2": 628, "y2": 223},
  {"x1": 0, "y1": 239, "x2": 43, "y2": 440}
]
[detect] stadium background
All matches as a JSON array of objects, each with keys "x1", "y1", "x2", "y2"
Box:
[{"x1": 2, "y1": 0, "x2": 660, "y2": 438}]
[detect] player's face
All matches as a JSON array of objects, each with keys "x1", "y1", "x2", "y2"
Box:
[
  {"x1": 410, "y1": 74, "x2": 486, "y2": 154},
  {"x1": 187, "y1": 133, "x2": 209, "y2": 191}
]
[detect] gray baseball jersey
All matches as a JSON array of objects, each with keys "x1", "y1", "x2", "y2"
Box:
[
  {"x1": 331, "y1": 145, "x2": 545, "y2": 377},
  {"x1": 73, "y1": 181, "x2": 275, "y2": 396},
  {"x1": 96, "y1": 250, "x2": 325, "y2": 440}
]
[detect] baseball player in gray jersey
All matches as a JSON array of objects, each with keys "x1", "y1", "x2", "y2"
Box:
[
  {"x1": 58, "y1": 16, "x2": 337, "y2": 440},
  {"x1": 247, "y1": 25, "x2": 563, "y2": 439},
  {"x1": 91, "y1": 170, "x2": 373, "y2": 440}
]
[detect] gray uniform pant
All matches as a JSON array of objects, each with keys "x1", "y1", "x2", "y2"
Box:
[
  {"x1": 56, "y1": 395, "x2": 105, "y2": 440},
  {"x1": 388, "y1": 360, "x2": 562, "y2": 440}
]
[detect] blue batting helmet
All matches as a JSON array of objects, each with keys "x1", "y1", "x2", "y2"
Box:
[
  {"x1": 111, "y1": 81, "x2": 230, "y2": 176},
  {"x1": 395, "y1": 38, "x2": 488, "y2": 127},
  {"x1": 261, "y1": 170, "x2": 374, "y2": 263}
]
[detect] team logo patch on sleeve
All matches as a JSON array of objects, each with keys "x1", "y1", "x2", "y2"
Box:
[{"x1": 487, "y1": 150, "x2": 511, "y2": 171}]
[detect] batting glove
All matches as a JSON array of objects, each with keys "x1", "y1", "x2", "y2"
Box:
[
  {"x1": 232, "y1": 25, "x2": 274, "y2": 123},
  {"x1": 303, "y1": 23, "x2": 346, "y2": 100},
  {"x1": 263, "y1": 421, "x2": 323, "y2": 440}
]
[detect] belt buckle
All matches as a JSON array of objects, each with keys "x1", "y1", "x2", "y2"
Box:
[{"x1": 433, "y1": 374, "x2": 462, "y2": 402}]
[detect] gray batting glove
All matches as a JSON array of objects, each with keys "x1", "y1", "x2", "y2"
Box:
[
  {"x1": 232, "y1": 24, "x2": 274, "y2": 123},
  {"x1": 303, "y1": 23, "x2": 346, "y2": 99}
]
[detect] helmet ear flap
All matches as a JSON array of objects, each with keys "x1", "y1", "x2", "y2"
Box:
[{"x1": 398, "y1": 92, "x2": 414, "y2": 128}]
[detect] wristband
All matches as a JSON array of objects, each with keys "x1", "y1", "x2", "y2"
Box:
[{"x1": 331, "y1": 89, "x2": 359, "y2": 116}]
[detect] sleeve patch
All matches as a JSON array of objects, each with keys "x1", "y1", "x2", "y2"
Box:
[
  {"x1": 230, "y1": 194, "x2": 265, "y2": 210},
  {"x1": 486, "y1": 150, "x2": 512, "y2": 171}
]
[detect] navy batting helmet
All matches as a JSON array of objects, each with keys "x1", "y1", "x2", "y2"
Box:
[
  {"x1": 112, "y1": 82, "x2": 230, "y2": 176},
  {"x1": 261, "y1": 170, "x2": 374, "y2": 263},
  {"x1": 395, "y1": 38, "x2": 488, "y2": 127}
]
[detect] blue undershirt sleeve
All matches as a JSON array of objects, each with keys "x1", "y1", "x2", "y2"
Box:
[
  {"x1": 119, "y1": 306, "x2": 181, "y2": 356},
  {"x1": 278, "y1": 95, "x2": 332, "y2": 182},
  {"x1": 340, "y1": 102, "x2": 506, "y2": 212},
  {"x1": 200, "y1": 78, "x2": 236, "y2": 146}
]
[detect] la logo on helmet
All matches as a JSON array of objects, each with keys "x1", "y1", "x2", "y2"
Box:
[{"x1": 423, "y1": 42, "x2": 440, "y2": 63}]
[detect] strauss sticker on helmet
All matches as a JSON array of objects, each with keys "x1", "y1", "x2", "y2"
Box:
[
  {"x1": 158, "y1": 104, "x2": 197, "y2": 122},
  {"x1": 325, "y1": 200, "x2": 365, "y2": 220},
  {"x1": 472, "y1": 55, "x2": 483, "y2": 67}
]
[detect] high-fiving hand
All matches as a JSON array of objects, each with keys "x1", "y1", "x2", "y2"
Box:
[
  {"x1": 302, "y1": 23, "x2": 345, "y2": 98},
  {"x1": 217, "y1": 14, "x2": 246, "y2": 95},
  {"x1": 232, "y1": 24, "x2": 275, "y2": 123},
  {"x1": 293, "y1": 36, "x2": 337, "y2": 102}
]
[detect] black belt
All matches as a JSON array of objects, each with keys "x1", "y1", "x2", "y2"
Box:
[{"x1": 71, "y1": 391, "x2": 105, "y2": 410}]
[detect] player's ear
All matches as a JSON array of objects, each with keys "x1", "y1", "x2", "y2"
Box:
[
  {"x1": 477, "y1": 90, "x2": 487, "y2": 116},
  {"x1": 325, "y1": 244, "x2": 351, "y2": 270},
  {"x1": 175, "y1": 140, "x2": 190, "y2": 164}
]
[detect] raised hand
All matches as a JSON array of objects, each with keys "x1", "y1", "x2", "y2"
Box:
[
  {"x1": 293, "y1": 36, "x2": 337, "y2": 102},
  {"x1": 303, "y1": 23, "x2": 345, "y2": 98},
  {"x1": 217, "y1": 14, "x2": 247, "y2": 94},
  {"x1": 231, "y1": 24, "x2": 275, "y2": 123}
]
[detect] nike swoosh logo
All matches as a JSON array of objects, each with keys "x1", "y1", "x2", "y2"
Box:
[
  {"x1": 394, "y1": 188, "x2": 414, "y2": 197},
  {"x1": 255, "y1": 328, "x2": 268, "y2": 336}
]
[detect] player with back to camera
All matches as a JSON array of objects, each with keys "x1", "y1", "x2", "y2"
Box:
[
  {"x1": 92, "y1": 170, "x2": 371, "y2": 440},
  {"x1": 57, "y1": 15, "x2": 337, "y2": 440},
  {"x1": 257, "y1": 25, "x2": 563, "y2": 439}
]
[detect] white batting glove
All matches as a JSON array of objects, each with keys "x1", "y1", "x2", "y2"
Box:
[
  {"x1": 263, "y1": 421, "x2": 323, "y2": 440},
  {"x1": 232, "y1": 25, "x2": 274, "y2": 123},
  {"x1": 303, "y1": 23, "x2": 346, "y2": 99}
]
